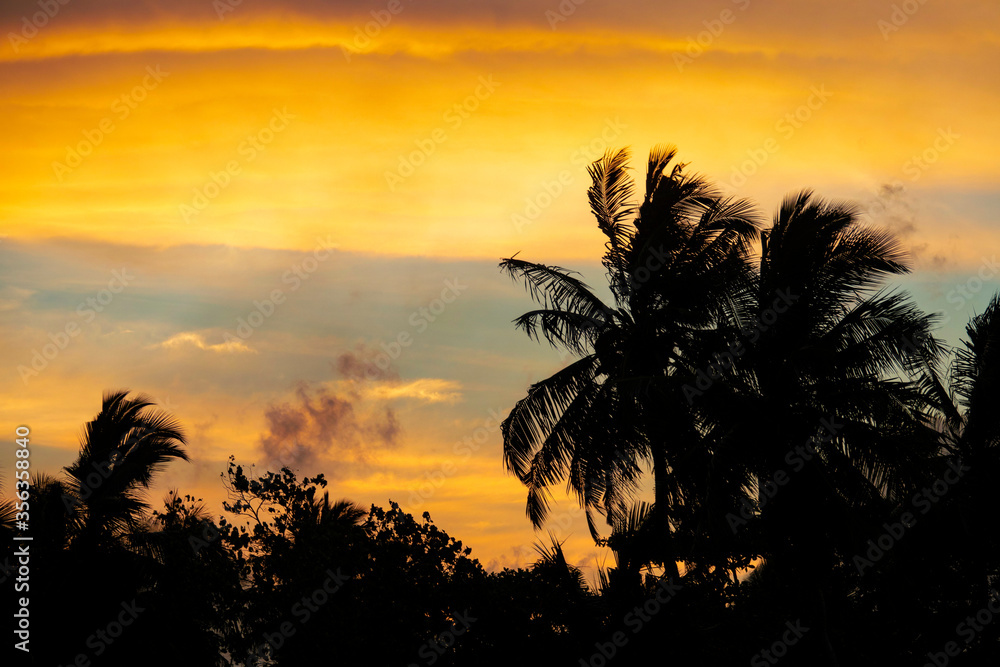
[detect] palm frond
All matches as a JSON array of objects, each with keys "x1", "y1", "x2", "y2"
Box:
[
  {"x1": 588, "y1": 147, "x2": 636, "y2": 250},
  {"x1": 500, "y1": 257, "x2": 613, "y2": 322}
]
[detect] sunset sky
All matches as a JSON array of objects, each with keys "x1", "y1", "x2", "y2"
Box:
[{"x1": 2, "y1": 0, "x2": 998, "y2": 577}]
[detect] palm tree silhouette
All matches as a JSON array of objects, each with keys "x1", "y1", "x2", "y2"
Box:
[
  {"x1": 300, "y1": 492, "x2": 367, "y2": 531},
  {"x1": 914, "y1": 292, "x2": 1000, "y2": 606},
  {"x1": 500, "y1": 146, "x2": 760, "y2": 578},
  {"x1": 595, "y1": 501, "x2": 657, "y2": 604},
  {"x1": 64, "y1": 390, "x2": 188, "y2": 550},
  {"x1": 709, "y1": 191, "x2": 939, "y2": 663},
  {"x1": 11, "y1": 391, "x2": 191, "y2": 666},
  {"x1": 500, "y1": 152, "x2": 948, "y2": 663},
  {"x1": 743, "y1": 191, "x2": 936, "y2": 546},
  {"x1": 532, "y1": 535, "x2": 591, "y2": 600}
]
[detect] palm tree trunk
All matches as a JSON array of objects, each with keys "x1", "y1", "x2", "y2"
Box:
[
  {"x1": 814, "y1": 584, "x2": 840, "y2": 666},
  {"x1": 652, "y1": 444, "x2": 681, "y2": 581}
]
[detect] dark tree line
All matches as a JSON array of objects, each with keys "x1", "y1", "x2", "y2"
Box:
[
  {"x1": 499, "y1": 146, "x2": 1000, "y2": 665},
  {"x1": 2, "y1": 394, "x2": 602, "y2": 667},
  {"x1": 3, "y1": 145, "x2": 1000, "y2": 666}
]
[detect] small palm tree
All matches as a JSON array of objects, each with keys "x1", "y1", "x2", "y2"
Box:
[
  {"x1": 64, "y1": 390, "x2": 188, "y2": 549},
  {"x1": 532, "y1": 536, "x2": 590, "y2": 596},
  {"x1": 290, "y1": 491, "x2": 367, "y2": 549},
  {"x1": 595, "y1": 502, "x2": 656, "y2": 600},
  {"x1": 15, "y1": 392, "x2": 190, "y2": 666},
  {"x1": 303, "y1": 492, "x2": 367, "y2": 529}
]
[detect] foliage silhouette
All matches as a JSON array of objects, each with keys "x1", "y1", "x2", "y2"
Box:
[{"x1": 500, "y1": 146, "x2": 761, "y2": 583}]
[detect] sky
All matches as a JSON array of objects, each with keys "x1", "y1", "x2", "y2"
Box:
[{"x1": 1, "y1": 0, "x2": 998, "y2": 578}]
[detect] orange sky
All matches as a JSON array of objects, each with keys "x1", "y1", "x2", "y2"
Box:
[{"x1": 2, "y1": 0, "x2": 999, "y2": 578}]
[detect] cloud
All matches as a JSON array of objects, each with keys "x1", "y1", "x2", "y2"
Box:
[
  {"x1": 863, "y1": 183, "x2": 922, "y2": 256},
  {"x1": 260, "y1": 381, "x2": 400, "y2": 474},
  {"x1": 483, "y1": 544, "x2": 530, "y2": 573},
  {"x1": 862, "y1": 184, "x2": 986, "y2": 272},
  {"x1": 368, "y1": 378, "x2": 462, "y2": 403},
  {"x1": 0, "y1": 285, "x2": 34, "y2": 312},
  {"x1": 335, "y1": 344, "x2": 462, "y2": 402},
  {"x1": 156, "y1": 331, "x2": 255, "y2": 354},
  {"x1": 335, "y1": 344, "x2": 399, "y2": 382},
  {"x1": 2, "y1": 0, "x2": 993, "y2": 64}
]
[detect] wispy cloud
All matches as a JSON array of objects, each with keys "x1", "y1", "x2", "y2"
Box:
[
  {"x1": 156, "y1": 331, "x2": 255, "y2": 354},
  {"x1": 367, "y1": 378, "x2": 463, "y2": 403}
]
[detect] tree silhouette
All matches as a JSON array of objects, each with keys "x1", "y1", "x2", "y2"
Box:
[
  {"x1": 500, "y1": 146, "x2": 760, "y2": 580},
  {"x1": 943, "y1": 293, "x2": 1000, "y2": 603},
  {"x1": 713, "y1": 191, "x2": 941, "y2": 662},
  {"x1": 64, "y1": 389, "x2": 188, "y2": 551},
  {"x1": 4, "y1": 391, "x2": 195, "y2": 667},
  {"x1": 500, "y1": 150, "x2": 968, "y2": 663},
  {"x1": 865, "y1": 292, "x2": 1000, "y2": 660}
]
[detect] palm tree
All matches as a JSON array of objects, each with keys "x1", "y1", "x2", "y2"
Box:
[
  {"x1": 64, "y1": 389, "x2": 188, "y2": 550},
  {"x1": 300, "y1": 491, "x2": 367, "y2": 531},
  {"x1": 705, "y1": 191, "x2": 941, "y2": 663},
  {"x1": 15, "y1": 392, "x2": 190, "y2": 666},
  {"x1": 748, "y1": 191, "x2": 937, "y2": 538},
  {"x1": 915, "y1": 293, "x2": 1000, "y2": 603},
  {"x1": 595, "y1": 502, "x2": 657, "y2": 603},
  {"x1": 531, "y1": 536, "x2": 591, "y2": 601},
  {"x1": 818, "y1": 297, "x2": 1000, "y2": 662},
  {"x1": 500, "y1": 146, "x2": 761, "y2": 578}
]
